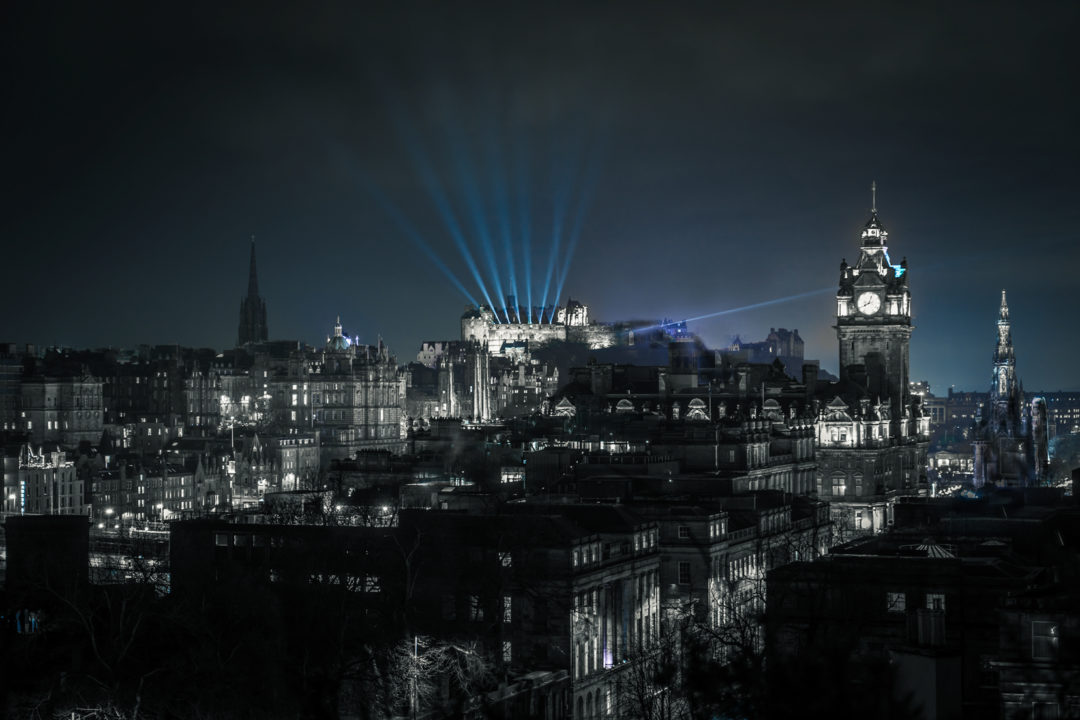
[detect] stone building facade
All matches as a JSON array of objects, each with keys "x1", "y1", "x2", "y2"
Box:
[
  {"x1": 267, "y1": 318, "x2": 404, "y2": 463},
  {"x1": 21, "y1": 375, "x2": 104, "y2": 447},
  {"x1": 15, "y1": 444, "x2": 86, "y2": 515}
]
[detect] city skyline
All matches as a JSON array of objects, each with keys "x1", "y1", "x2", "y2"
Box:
[
  {"x1": 4, "y1": 2, "x2": 1079, "y2": 394},
  {"x1": 5, "y1": 5, "x2": 1080, "y2": 717}
]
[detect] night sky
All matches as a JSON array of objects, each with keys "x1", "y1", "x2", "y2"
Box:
[{"x1": 4, "y1": 2, "x2": 1078, "y2": 393}]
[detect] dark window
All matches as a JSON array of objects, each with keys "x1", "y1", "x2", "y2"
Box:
[
  {"x1": 678, "y1": 561, "x2": 691, "y2": 585},
  {"x1": 678, "y1": 526, "x2": 690, "y2": 539}
]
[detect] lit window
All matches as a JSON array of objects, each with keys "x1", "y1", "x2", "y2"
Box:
[
  {"x1": 1032, "y1": 621, "x2": 1059, "y2": 661},
  {"x1": 214, "y1": 533, "x2": 229, "y2": 547},
  {"x1": 832, "y1": 475, "x2": 846, "y2": 496},
  {"x1": 502, "y1": 640, "x2": 512, "y2": 663},
  {"x1": 469, "y1": 595, "x2": 484, "y2": 622},
  {"x1": 886, "y1": 591, "x2": 906, "y2": 613},
  {"x1": 499, "y1": 551, "x2": 512, "y2": 567},
  {"x1": 503, "y1": 596, "x2": 512, "y2": 623},
  {"x1": 927, "y1": 593, "x2": 945, "y2": 612}
]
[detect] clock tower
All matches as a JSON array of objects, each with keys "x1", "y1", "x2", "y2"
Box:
[{"x1": 835, "y1": 183, "x2": 912, "y2": 435}]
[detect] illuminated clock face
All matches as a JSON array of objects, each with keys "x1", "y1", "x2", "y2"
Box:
[{"x1": 856, "y1": 292, "x2": 881, "y2": 315}]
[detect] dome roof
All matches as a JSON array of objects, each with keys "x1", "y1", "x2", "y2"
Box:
[
  {"x1": 327, "y1": 335, "x2": 351, "y2": 352},
  {"x1": 326, "y1": 316, "x2": 353, "y2": 352}
]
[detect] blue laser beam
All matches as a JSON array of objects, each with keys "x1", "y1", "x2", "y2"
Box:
[
  {"x1": 437, "y1": 93, "x2": 508, "y2": 321},
  {"x1": 483, "y1": 117, "x2": 520, "y2": 322},
  {"x1": 551, "y1": 140, "x2": 604, "y2": 315},
  {"x1": 329, "y1": 144, "x2": 482, "y2": 308},
  {"x1": 538, "y1": 142, "x2": 580, "y2": 322},
  {"x1": 514, "y1": 140, "x2": 533, "y2": 322},
  {"x1": 382, "y1": 89, "x2": 501, "y2": 321},
  {"x1": 455, "y1": 159, "x2": 507, "y2": 319},
  {"x1": 359, "y1": 176, "x2": 481, "y2": 308},
  {"x1": 415, "y1": 147, "x2": 502, "y2": 322},
  {"x1": 635, "y1": 287, "x2": 836, "y2": 334}
]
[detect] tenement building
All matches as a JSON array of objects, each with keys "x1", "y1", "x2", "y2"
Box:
[
  {"x1": 21, "y1": 373, "x2": 104, "y2": 448},
  {"x1": 972, "y1": 291, "x2": 1049, "y2": 486},
  {"x1": 814, "y1": 191, "x2": 929, "y2": 537},
  {"x1": 14, "y1": 444, "x2": 86, "y2": 515}
]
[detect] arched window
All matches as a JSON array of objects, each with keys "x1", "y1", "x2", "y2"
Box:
[{"x1": 831, "y1": 472, "x2": 846, "y2": 497}]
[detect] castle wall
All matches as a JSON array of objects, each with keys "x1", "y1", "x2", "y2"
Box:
[{"x1": 566, "y1": 324, "x2": 619, "y2": 349}]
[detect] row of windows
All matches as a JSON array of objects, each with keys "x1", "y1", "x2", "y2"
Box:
[
  {"x1": 886, "y1": 591, "x2": 945, "y2": 613},
  {"x1": 632, "y1": 529, "x2": 658, "y2": 552},
  {"x1": 574, "y1": 542, "x2": 602, "y2": 567}
]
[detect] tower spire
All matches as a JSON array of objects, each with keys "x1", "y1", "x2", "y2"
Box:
[
  {"x1": 247, "y1": 235, "x2": 260, "y2": 298},
  {"x1": 238, "y1": 235, "x2": 268, "y2": 345},
  {"x1": 871, "y1": 180, "x2": 877, "y2": 214},
  {"x1": 993, "y1": 289, "x2": 1016, "y2": 393}
]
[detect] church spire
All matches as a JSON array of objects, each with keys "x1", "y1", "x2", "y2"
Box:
[
  {"x1": 238, "y1": 236, "x2": 268, "y2": 346},
  {"x1": 247, "y1": 235, "x2": 260, "y2": 298},
  {"x1": 871, "y1": 180, "x2": 877, "y2": 214}
]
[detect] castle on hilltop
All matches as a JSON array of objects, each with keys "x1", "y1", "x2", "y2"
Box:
[{"x1": 460, "y1": 297, "x2": 621, "y2": 356}]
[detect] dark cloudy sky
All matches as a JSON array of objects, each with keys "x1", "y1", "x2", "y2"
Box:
[{"x1": 3, "y1": 1, "x2": 1078, "y2": 393}]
